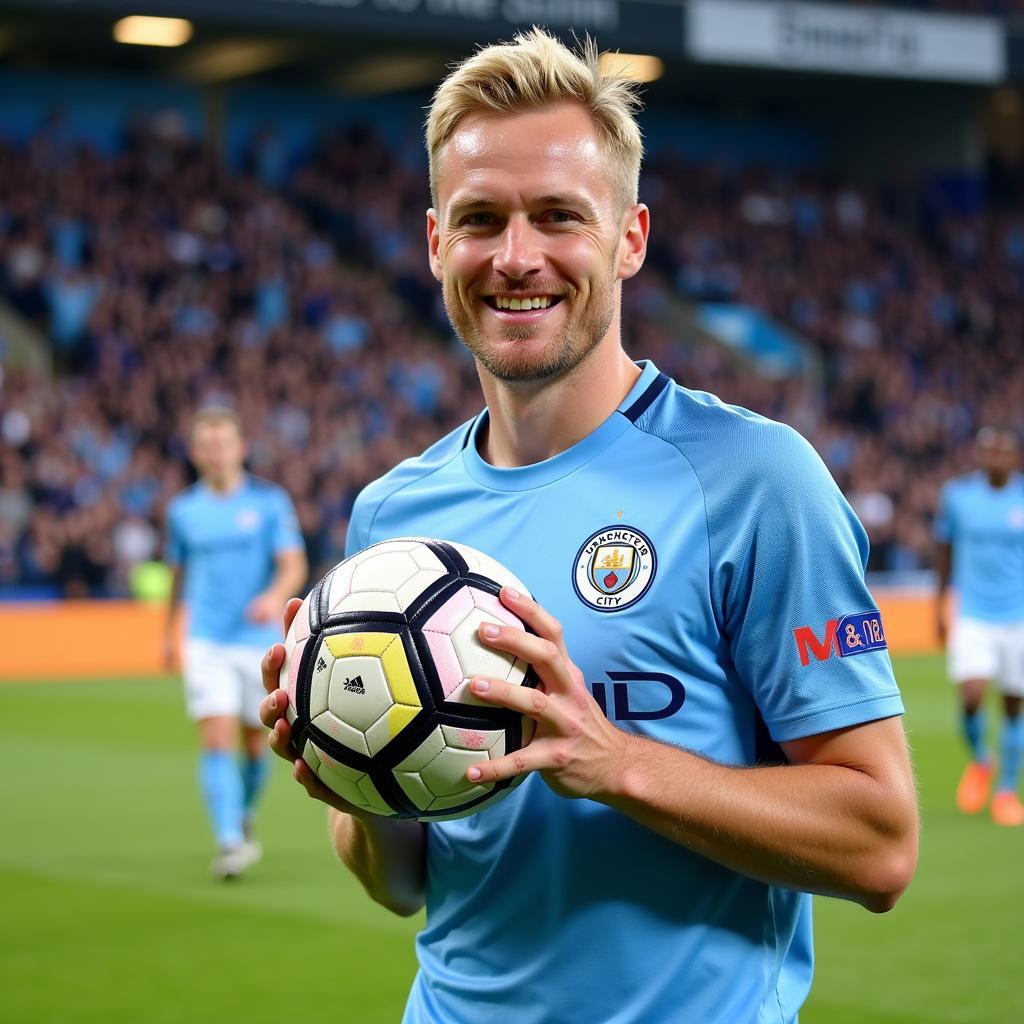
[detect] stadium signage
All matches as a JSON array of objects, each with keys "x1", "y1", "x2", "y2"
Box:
[
  {"x1": 19, "y1": 0, "x2": 687, "y2": 50},
  {"x1": 687, "y1": 0, "x2": 1006, "y2": 84},
  {"x1": 247, "y1": 0, "x2": 620, "y2": 30}
]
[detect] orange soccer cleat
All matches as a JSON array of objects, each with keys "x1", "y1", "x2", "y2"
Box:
[
  {"x1": 991, "y1": 791, "x2": 1024, "y2": 827},
  {"x1": 956, "y1": 761, "x2": 994, "y2": 815}
]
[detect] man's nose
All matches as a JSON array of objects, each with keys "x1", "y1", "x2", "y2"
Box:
[{"x1": 493, "y1": 215, "x2": 544, "y2": 279}]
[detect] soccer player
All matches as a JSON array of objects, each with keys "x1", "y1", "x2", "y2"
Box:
[
  {"x1": 165, "y1": 406, "x2": 307, "y2": 878},
  {"x1": 935, "y1": 426, "x2": 1024, "y2": 826},
  {"x1": 260, "y1": 31, "x2": 917, "y2": 1022}
]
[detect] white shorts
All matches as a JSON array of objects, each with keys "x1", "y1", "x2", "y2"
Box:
[
  {"x1": 183, "y1": 639, "x2": 266, "y2": 726},
  {"x1": 949, "y1": 617, "x2": 1024, "y2": 695}
]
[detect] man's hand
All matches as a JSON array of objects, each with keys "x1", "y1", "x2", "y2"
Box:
[
  {"x1": 258, "y1": 597, "x2": 369, "y2": 817},
  {"x1": 247, "y1": 590, "x2": 283, "y2": 624},
  {"x1": 162, "y1": 634, "x2": 179, "y2": 671},
  {"x1": 259, "y1": 598, "x2": 426, "y2": 916},
  {"x1": 463, "y1": 587, "x2": 627, "y2": 800}
]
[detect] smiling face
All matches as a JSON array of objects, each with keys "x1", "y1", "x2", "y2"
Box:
[{"x1": 428, "y1": 103, "x2": 647, "y2": 386}]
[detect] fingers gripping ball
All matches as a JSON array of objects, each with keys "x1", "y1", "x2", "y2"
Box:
[{"x1": 279, "y1": 539, "x2": 538, "y2": 820}]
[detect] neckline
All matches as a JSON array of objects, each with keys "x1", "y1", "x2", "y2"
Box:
[
  {"x1": 461, "y1": 360, "x2": 664, "y2": 492},
  {"x1": 199, "y1": 475, "x2": 248, "y2": 500}
]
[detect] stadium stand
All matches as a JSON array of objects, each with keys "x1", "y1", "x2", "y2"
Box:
[{"x1": 0, "y1": 109, "x2": 1021, "y2": 594}]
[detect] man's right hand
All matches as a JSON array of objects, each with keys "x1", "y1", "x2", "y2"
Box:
[
  {"x1": 163, "y1": 635, "x2": 179, "y2": 671},
  {"x1": 258, "y1": 598, "x2": 368, "y2": 817}
]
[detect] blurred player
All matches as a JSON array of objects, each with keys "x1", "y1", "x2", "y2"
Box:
[
  {"x1": 165, "y1": 406, "x2": 307, "y2": 877},
  {"x1": 259, "y1": 30, "x2": 916, "y2": 1023},
  {"x1": 935, "y1": 426, "x2": 1024, "y2": 825}
]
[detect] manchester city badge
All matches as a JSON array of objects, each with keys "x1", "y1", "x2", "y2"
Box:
[{"x1": 572, "y1": 526, "x2": 657, "y2": 612}]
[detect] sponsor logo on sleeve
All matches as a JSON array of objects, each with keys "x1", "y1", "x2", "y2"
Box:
[{"x1": 794, "y1": 611, "x2": 887, "y2": 666}]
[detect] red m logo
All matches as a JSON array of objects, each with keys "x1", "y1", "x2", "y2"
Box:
[{"x1": 794, "y1": 619, "x2": 840, "y2": 666}]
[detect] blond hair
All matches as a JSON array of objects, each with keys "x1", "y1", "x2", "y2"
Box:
[
  {"x1": 190, "y1": 405, "x2": 243, "y2": 439},
  {"x1": 426, "y1": 28, "x2": 644, "y2": 209}
]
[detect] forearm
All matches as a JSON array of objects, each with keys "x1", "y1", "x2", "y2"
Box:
[
  {"x1": 165, "y1": 567, "x2": 183, "y2": 639},
  {"x1": 603, "y1": 725, "x2": 918, "y2": 912},
  {"x1": 935, "y1": 543, "x2": 951, "y2": 601},
  {"x1": 268, "y1": 550, "x2": 308, "y2": 602},
  {"x1": 328, "y1": 809, "x2": 426, "y2": 917}
]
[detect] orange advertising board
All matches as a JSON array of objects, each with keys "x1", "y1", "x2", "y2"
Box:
[
  {"x1": 0, "y1": 588, "x2": 940, "y2": 681},
  {"x1": 0, "y1": 601, "x2": 168, "y2": 679}
]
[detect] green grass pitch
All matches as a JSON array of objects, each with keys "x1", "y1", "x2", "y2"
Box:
[{"x1": 1, "y1": 655, "x2": 1021, "y2": 1023}]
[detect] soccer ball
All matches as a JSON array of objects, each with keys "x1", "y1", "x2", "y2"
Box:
[{"x1": 279, "y1": 538, "x2": 538, "y2": 820}]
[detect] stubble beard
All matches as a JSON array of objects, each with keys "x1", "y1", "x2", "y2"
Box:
[{"x1": 443, "y1": 274, "x2": 615, "y2": 386}]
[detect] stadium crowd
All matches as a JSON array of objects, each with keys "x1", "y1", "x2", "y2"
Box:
[{"x1": 0, "y1": 114, "x2": 1021, "y2": 594}]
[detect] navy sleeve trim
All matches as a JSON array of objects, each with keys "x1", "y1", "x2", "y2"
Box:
[{"x1": 622, "y1": 372, "x2": 671, "y2": 423}]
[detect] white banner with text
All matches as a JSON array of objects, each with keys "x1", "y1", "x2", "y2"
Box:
[{"x1": 687, "y1": 0, "x2": 1005, "y2": 83}]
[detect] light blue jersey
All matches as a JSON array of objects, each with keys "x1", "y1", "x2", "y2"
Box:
[
  {"x1": 934, "y1": 471, "x2": 1024, "y2": 623},
  {"x1": 166, "y1": 475, "x2": 303, "y2": 648},
  {"x1": 347, "y1": 361, "x2": 903, "y2": 1024}
]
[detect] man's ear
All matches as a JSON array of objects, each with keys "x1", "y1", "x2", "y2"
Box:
[
  {"x1": 616, "y1": 204, "x2": 650, "y2": 281},
  {"x1": 427, "y1": 208, "x2": 443, "y2": 282}
]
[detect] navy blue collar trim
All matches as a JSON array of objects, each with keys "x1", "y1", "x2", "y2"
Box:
[{"x1": 622, "y1": 371, "x2": 670, "y2": 423}]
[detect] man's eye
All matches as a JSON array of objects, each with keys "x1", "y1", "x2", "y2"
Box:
[
  {"x1": 463, "y1": 213, "x2": 496, "y2": 226},
  {"x1": 547, "y1": 210, "x2": 578, "y2": 224}
]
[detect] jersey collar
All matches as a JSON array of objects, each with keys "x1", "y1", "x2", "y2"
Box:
[
  {"x1": 198, "y1": 473, "x2": 249, "y2": 500},
  {"x1": 461, "y1": 360, "x2": 664, "y2": 492}
]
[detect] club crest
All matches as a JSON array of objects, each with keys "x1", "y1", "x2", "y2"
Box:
[
  {"x1": 235, "y1": 508, "x2": 260, "y2": 531},
  {"x1": 573, "y1": 527, "x2": 657, "y2": 612}
]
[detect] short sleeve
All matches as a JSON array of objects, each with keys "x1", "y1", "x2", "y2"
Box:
[
  {"x1": 345, "y1": 488, "x2": 374, "y2": 558},
  {"x1": 271, "y1": 488, "x2": 304, "y2": 553},
  {"x1": 710, "y1": 425, "x2": 903, "y2": 743}
]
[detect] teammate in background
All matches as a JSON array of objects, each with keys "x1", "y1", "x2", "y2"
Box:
[
  {"x1": 165, "y1": 406, "x2": 307, "y2": 878},
  {"x1": 260, "y1": 31, "x2": 917, "y2": 1023},
  {"x1": 935, "y1": 426, "x2": 1024, "y2": 826}
]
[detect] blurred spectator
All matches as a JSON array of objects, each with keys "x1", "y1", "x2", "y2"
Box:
[{"x1": 1, "y1": 110, "x2": 1022, "y2": 595}]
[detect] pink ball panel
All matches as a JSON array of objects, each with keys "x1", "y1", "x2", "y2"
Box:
[
  {"x1": 470, "y1": 589, "x2": 524, "y2": 631},
  {"x1": 422, "y1": 585, "x2": 475, "y2": 635},
  {"x1": 295, "y1": 598, "x2": 311, "y2": 643},
  {"x1": 423, "y1": 629, "x2": 465, "y2": 697},
  {"x1": 287, "y1": 637, "x2": 307, "y2": 704}
]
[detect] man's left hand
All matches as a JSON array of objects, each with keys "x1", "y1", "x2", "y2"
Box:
[
  {"x1": 465, "y1": 587, "x2": 627, "y2": 801},
  {"x1": 246, "y1": 591, "x2": 282, "y2": 623}
]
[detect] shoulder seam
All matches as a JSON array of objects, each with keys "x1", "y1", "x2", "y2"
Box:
[
  {"x1": 627, "y1": 417, "x2": 723, "y2": 636},
  {"x1": 364, "y1": 432, "x2": 470, "y2": 544}
]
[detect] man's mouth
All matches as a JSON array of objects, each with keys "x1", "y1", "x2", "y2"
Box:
[{"x1": 483, "y1": 294, "x2": 563, "y2": 312}]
